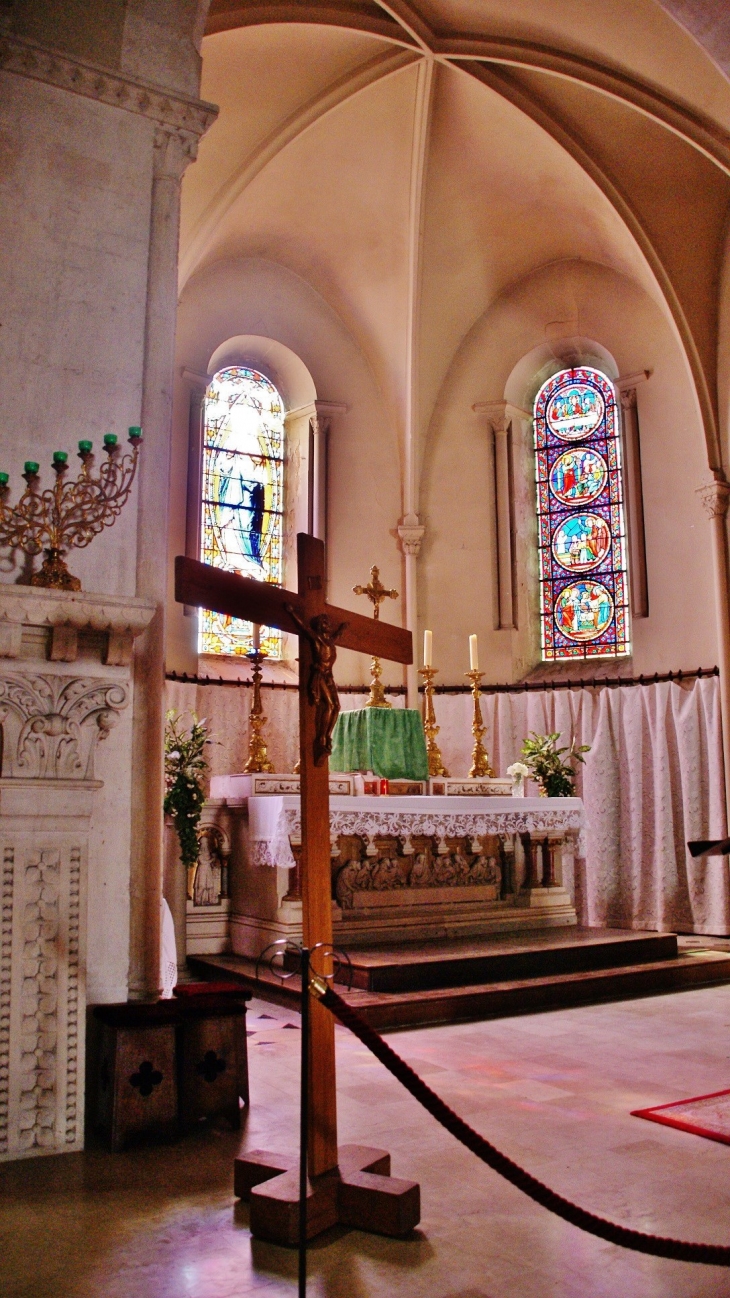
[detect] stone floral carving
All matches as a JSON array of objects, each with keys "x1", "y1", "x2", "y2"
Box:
[
  {"x1": 19, "y1": 850, "x2": 60, "y2": 1151},
  {"x1": 335, "y1": 838, "x2": 503, "y2": 909},
  {"x1": 0, "y1": 674, "x2": 128, "y2": 780}
]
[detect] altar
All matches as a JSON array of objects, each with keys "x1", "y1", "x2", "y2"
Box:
[{"x1": 205, "y1": 784, "x2": 583, "y2": 957}]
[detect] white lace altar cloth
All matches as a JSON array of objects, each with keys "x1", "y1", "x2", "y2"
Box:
[{"x1": 247, "y1": 795, "x2": 586, "y2": 869}]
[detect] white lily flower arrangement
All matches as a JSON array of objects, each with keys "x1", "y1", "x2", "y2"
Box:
[{"x1": 506, "y1": 760, "x2": 530, "y2": 796}]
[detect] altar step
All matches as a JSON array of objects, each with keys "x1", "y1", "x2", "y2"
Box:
[{"x1": 190, "y1": 930, "x2": 730, "y2": 1031}]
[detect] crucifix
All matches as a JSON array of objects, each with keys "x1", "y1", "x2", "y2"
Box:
[
  {"x1": 175, "y1": 535, "x2": 420, "y2": 1243},
  {"x1": 353, "y1": 564, "x2": 399, "y2": 709}
]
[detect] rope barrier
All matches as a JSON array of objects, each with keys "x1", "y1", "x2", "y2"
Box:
[{"x1": 317, "y1": 983, "x2": 730, "y2": 1267}]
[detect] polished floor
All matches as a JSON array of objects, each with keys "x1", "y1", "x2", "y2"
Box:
[{"x1": 4, "y1": 984, "x2": 730, "y2": 1297}]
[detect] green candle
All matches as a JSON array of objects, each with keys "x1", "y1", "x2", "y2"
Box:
[
  {"x1": 24, "y1": 462, "x2": 39, "y2": 475},
  {"x1": 78, "y1": 440, "x2": 92, "y2": 454},
  {"x1": 128, "y1": 426, "x2": 143, "y2": 440},
  {"x1": 103, "y1": 433, "x2": 118, "y2": 448},
  {"x1": 0, "y1": 473, "x2": 9, "y2": 487},
  {"x1": 52, "y1": 451, "x2": 68, "y2": 464}
]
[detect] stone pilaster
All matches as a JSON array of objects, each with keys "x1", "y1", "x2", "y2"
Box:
[{"x1": 398, "y1": 515, "x2": 425, "y2": 708}]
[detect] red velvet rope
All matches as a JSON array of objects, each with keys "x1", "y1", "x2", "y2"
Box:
[{"x1": 321, "y1": 986, "x2": 730, "y2": 1267}]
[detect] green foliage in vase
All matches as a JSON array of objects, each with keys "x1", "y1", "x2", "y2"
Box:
[
  {"x1": 164, "y1": 710, "x2": 211, "y2": 869},
  {"x1": 520, "y1": 731, "x2": 590, "y2": 797}
]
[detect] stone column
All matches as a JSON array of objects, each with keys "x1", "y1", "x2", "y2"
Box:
[
  {"x1": 619, "y1": 387, "x2": 649, "y2": 618},
  {"x1": 398, "y1": 516, "x2": 425, "y2": 708},
  {"x1": 129, "y1": 127, "x2": 199, "y2": 1002},
  {"x1": 310, "y1": 401, "x2": 347, "y2": 553},
  {"x1": 473, "y1": 401, "x2": 521, "y2": 631},
  {"x1": 698, "y1": 474, "x2": 730, "y2": 819}
]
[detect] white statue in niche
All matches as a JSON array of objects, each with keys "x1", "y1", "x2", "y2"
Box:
[{"x1": 194, "y1": 827, "x2": 224, "y2": 906}]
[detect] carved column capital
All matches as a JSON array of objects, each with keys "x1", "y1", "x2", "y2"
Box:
[
  {"x1": 152, "y1": 125, "x2": 199, "y2": 180},
  {"x1": 472, "y1": 401, "x2": 530, "y2": 432},
  {"x1": 697, "y1": 476, "x2": 730, "y2": 521},
  {"x1": 398, "y1": 517, "x2": 425, "y2": 557},
  {"x1": 620, "y1": 387, "x2": 637, "y2": 411}
]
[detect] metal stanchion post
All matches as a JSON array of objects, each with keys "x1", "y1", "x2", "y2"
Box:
[{"x1": 298, "y1": 947, "x2": 310, "y2": 1298}]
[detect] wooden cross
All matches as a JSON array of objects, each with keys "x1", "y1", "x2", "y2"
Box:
[{"x1": 176, "y1": 535, "x2": 419, "y2": 1242}]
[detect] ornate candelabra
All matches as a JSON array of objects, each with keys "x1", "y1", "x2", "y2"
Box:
[
  {"x1": 419, "y1": 665, "x2": 449, "y2": 777},
  {"x1": 243, "y1": 648, "x2": 274, "y2": 773},
  {"x1": 353, "y1": 564, "x2": 399, "y2": 709},
  {"x1": 0, "y1": 429, "x2": 143, "y2": 590},
  {"x1": 465, "y1": 668, "x2": 494, "y2": 777}
]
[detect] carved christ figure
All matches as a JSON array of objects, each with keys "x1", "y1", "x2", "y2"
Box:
[{"x1": 285, "y1": 604, "x2": 347, "y2": 765}]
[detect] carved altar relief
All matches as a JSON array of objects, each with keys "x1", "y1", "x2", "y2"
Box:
[{"x1": 334, "y1": 834, "x2": 503, "y2": 909}]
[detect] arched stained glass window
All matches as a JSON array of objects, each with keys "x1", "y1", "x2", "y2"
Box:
[
  {"x1": 200, "y1": 366, "x2": 284, "y2": 658},
  {"x1": 533, "y1": 366, "x2": 630, "y2": 661}
]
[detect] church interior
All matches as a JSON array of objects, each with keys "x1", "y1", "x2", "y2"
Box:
[{"x1": 4, "y1": 1, "x2": 730, "y2": 1295}]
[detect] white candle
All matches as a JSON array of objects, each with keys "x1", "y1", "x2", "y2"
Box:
[
  {"x1": 252, "y1": 623, "x2": 261, "y2": 652},
  {"x1": 469, "y1": 634, "x2": 479, "y2": 671},
  {"x1": 423, "y1": 629, "x2": 432, "y2": 667}
]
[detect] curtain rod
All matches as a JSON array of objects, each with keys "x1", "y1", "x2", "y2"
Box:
[{"x1": 165, "y1": 666, "x2": 718, "y2": 693}]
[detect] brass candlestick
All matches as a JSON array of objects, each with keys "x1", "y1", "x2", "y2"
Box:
[
  {"x1": 0, "y1": 430, "x2": 142, "y2": 590},
  {"x1": 243, "y1": 649, "x2": 274, "y2": 773},
  {"x1": 353, "y1": 565, "x2": 399, "y2": 709},
  {"x1": 419, "y1": 665, "x2": 449, "y2": 776},
  {"x1": 465, "y1": 668, "x2": 494, "y2": 777}
]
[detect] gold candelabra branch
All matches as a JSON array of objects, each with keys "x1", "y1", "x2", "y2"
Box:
[
  {"x1": 353, "y1": 564, "x2": 399, "y2": 709},
  {"x1": 243, "y1": 648, "x2": 274, "y2": 774},
  {"x1": 0, "y1": 429, "x2": 143, "y2": 590},
  {"x1": 419, "y1": 665, "x2": 449, "y2": 777},
  {"x1": 465, "y1": 668, "x2": 494, "y2": 777}
]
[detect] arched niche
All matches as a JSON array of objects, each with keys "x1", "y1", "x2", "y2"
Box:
[{"x1": 207, "y1": 335, "x2": 317, "y2": 412}]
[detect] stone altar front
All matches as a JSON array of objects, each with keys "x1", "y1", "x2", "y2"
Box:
[{"x1": 206, "y1": 793, "x2": 583, "y2": 958}]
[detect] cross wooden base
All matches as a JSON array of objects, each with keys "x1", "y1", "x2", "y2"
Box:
[{"x1": 234, "y1": 1143, "x2": 421, "y2": 1244}]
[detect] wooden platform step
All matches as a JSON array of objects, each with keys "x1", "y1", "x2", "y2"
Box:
[
  {"x1": 191, "y1": 939, "x2": 730, "y2": 1031},
  {"x1": 337, "y1": 928, "x2": 678, "y2": 992}
]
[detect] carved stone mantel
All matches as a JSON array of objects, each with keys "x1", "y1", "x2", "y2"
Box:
[
  {"x1": 0, "y1": 585, "x2": 155, "y2": 666},
  {"x1": 0, "y1": 599, "x2": 138, "y2": 1161}
]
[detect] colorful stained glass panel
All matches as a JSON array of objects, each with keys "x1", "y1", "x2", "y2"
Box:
[
  {"x1": 534, "y1": 366, "x2": 630, "y2": 660},
  {"x1": 199, "y1": 366, "x2": 284, "y2": 658}
]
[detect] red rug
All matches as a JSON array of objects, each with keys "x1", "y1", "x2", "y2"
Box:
[{"x1": 632, "y1": 1088, "x2": 730, "y2": 1146}]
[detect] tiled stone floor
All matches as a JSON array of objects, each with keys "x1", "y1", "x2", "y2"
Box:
[{"x1": 3, "y1": 985, "x2": 730, "y2": 1297}]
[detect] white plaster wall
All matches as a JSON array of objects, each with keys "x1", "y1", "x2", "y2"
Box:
[{"x1": 0, "y1": 73, "x2": 151, "y2": 597}]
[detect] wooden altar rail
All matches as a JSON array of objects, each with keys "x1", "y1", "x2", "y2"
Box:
[{"x1": 166, "y1": 666, "x2": 718, "y2": 694}]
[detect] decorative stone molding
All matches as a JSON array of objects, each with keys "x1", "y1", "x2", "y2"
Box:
[
  {"x1": 697, "y1": 476, "x2": 730, "y2": 520},
  {"x1": 0, "y1": 586, "x2": 155, "y2": 665},
  {"x1": 397, "y1": 517, "x2": 425, "y2": 557},
  {"x1": 0, "y1": 674, "x2": 128, "y2": 780},
  {"x1": 0, "y1": 33, "x2": 218, "y2": 139}
]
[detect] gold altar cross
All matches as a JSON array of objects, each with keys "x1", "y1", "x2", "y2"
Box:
[
  {"x1": 175, "y1": 536, "x2": 412, "y2": 1177},
  {"x1": 353, "y1": 565, "x2": 400, "y2": 708},
  {"x1": 353, "y1": 565, "x2": 398, "y2": 620}
]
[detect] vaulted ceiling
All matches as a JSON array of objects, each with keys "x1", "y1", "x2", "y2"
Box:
[{"x1": 182, "y1": 0, "x2": 730, "y2": 474}]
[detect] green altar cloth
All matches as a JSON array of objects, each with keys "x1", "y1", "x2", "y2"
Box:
[{"x1": 330, "y1": 707, "x2": 429, "y2": 781}]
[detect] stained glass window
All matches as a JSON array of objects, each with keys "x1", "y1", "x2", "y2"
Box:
[
  {"x1": 534, "y1": 366, "x2": 630, "y2": 660},
  {"x1": 200, "y1": 366, "x2": 284, "y2": 657}
]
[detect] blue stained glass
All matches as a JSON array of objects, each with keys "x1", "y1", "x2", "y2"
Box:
[
  {"x1": 534, "y1": 366, "x2": 630, "y2": 660},
  {"x1": 199, "y1": 366, "x2": 284, "y2": 658}
]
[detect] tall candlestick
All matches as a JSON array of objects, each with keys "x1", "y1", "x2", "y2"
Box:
[
  {"x1": 465, "y1": 668, "x2": 494, "y2": 778},
  {"x1": 423, "y1": 629, "x2": 432, "y2": 667},
  {"x1": 469, "y1": 634, "x2": 479, "y2": 671},
  {"x1": 419, "y1": 664, "x2": 449, "y2": 777}
]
